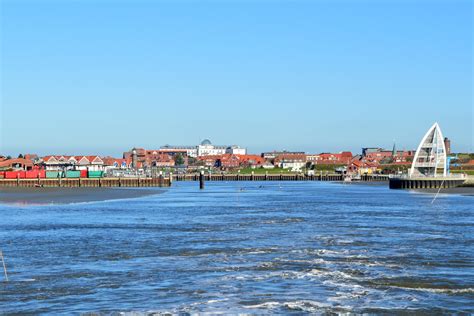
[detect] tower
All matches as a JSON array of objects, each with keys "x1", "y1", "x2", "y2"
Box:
[
  {"x1": 409, "y1": 123, "x2": 447, "y2": 177},
  {"x1": 444, "y1": 137, "x2": 451, "y2": 155}
]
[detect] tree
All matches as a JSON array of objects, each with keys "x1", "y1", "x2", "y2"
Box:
[
  {"x1": 174, "y1": 153, "x2": 185, "y2": 166},
  {"x1": 18, "y1": 154, "x2": 24, "y2": 159}
]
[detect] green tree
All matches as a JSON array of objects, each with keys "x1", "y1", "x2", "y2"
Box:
[
  {"x1": 174, "y1": 153, "x2": 185, "y2": 166},
  {"x1": 18, "y1": 154, "x2": 24, "y2": 159}
]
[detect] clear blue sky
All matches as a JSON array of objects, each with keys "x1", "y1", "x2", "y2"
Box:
[{"x1": 1, "y1": 0, "x2": 472, "y2": 157}]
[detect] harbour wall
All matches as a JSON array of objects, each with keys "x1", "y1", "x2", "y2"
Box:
[
  {"x1": 0, "y1": 177, "x2": 171, "y2": 188},
  {"x1": 172, "y1": 174, "x2": 389, "y2": 182},
  {"x1": 389, "y1": 177, "x2": 466, "y2": 189}
]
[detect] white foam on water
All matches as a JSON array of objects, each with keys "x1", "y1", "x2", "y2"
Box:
[
  {"x1": 15, "y1": 278, "x2": 36, "y2": 282},
  {"x1": 389, "y1": 285, "x2": 474, "y2": 294},
  {"x1": 283, "y1": 300, "x2": 331, "y2": 312},
  {"x1": 243, "y1": 301, "x2": 280, "y2": 309}
]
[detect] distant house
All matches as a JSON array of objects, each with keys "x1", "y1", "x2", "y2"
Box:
[
  {"x1": 307, "y1": 152, "x2": 353, "y2": 165},
  {"x1": 262, "y1": 162, "x2": 275, "y2": 169},
  {"x1": 102, "y1": 157, "x2": 130, "y2": 170},
  {"x1": 40, "y1": 155, "x2": 104, "y2": 171},
  {"x1": 262, "y1": 151, "x2": 305, "y2": 161},
  {"x1": 123, "y1": 147, "x2": 182, "y2": 167},
  {"x1": 280, "y1": 160, "x2": 305, "y2": 171},
  {"x1": 361, "y1": 147, "x2": 414, "y2": 164},
  {"x1": 348, "y1": 157, "x2": 378, "y2": 175},
  {"x1": 41, "y1": 156, "x2": 70, "y2": 170},
  {"x1": 217, "y1": 155, "x2": 241, "y2": 168},
  {"x1": 273, "y1": 153, "x2": 307, "y2": 170},
  {"x1": 197, "y1": 154, "x2": 265, "y2": 169},
  {"x1": 0, "y1": 158, "x2": 34, "y2": 171}
]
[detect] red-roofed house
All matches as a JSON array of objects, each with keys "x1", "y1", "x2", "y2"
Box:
[
  {"x1": 307, "y1": 152, "x2": 353, "y2": 165},
  {"x1": 0, "y1": 158, "x2": 34, "y2": 171}
]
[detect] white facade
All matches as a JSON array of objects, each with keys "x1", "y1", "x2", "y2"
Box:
[
  {"x1": 280, "y1": 161, "x2": 305, "y2": 171},
  {"x1": 225, "y1": 146, "x2": 247, "y2": 155},
  {"x1": 162, "y1": 140, "x2": 245, "y2": 157},
  {"x1": 409, "y1": 122, "x2": 447, "y2": 177},
  {"x1": 197, "y1": 139, "x2": 227, "y2": 157}
]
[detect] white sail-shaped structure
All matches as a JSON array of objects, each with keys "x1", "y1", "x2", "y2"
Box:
[{"x1": 409, "y1": 122, "x2": 447, "y2": 177}]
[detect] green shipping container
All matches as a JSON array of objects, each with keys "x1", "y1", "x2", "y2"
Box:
[
  {"x1": 46, "y1": 171, "x2": 62, "y2": 178},
  {"x1": 88, "y1": 171, "x2": 103, "y2": 178},
  {"x1": 65, "y1": 170, "x2": 81, "y2": 178}
]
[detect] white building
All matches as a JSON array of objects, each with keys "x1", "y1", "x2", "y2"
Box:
[
  {"x1": 197, "y1": 139, "x2": 227, "y2": 157},
  {"x1": 280, "y1": 160, "x2": 306, "y2": 171},
  {"x1": 225, "y1": 145, "x2": 247, "y2": 155},
  {"x1": 41, "y1": 155, "x2": 104, "y2": 171},
  {"x1": 161, "y1": 139, "x2": 246, "y2": 157},
  {"x1": 409, "y1": 122, "x2": 447, "y2": 177}
]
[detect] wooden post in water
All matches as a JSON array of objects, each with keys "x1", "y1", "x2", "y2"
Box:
[
  {"x1": 199, "y1": 171, "x2": 205, "y2": 189},
  {"x1": 0, "y1": 250, "x2": 8, "y2": 282}
]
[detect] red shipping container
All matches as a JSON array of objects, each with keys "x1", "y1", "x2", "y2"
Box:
[
  {"x1": 24, "y1": 170, "x2": 45, "y2": 178},
  {"x1": 25, "y1": 170, "x2": 38, "y2": 179},
  {"x1": 5, "y1": 171, "x2": 25, "y2": 179},
  {"x1": 80, "y1": 170, "x2": 88, "y2": 178}
]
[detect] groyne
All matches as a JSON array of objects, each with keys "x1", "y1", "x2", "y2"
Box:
[{"x1": 0, "y1": 177, "x2": 171, "y2": 188}]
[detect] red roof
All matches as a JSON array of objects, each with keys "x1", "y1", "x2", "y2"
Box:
[{"x1": 0, "y1": 158, "x2": 34, "y2": 168}]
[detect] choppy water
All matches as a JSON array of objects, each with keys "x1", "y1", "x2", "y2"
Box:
[{"x1": 0, "y1": 181, "x2": 473, "y2": 314}]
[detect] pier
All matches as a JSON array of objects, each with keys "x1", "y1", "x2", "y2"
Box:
[
  {"x1": 389, "y1": 176, "x2": 467, "y2": 190},
  {"x1": 0, "y1": 177, "x2": 171, "y2": 188}
]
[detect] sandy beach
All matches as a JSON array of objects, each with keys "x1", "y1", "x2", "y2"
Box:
[{"x1": 0, "y1": 187, "x2": 166, "y2": 205}]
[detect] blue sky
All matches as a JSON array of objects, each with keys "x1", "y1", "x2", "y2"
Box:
[{"x1": 1, "y1": 0, "x2": 472, "y2": 156}]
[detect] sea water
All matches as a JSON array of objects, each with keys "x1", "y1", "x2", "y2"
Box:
[{"x1": 0, "y1": 181, "x2": 473, "y2": 314}]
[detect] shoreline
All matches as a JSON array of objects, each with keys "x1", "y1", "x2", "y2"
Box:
[{"x1": 0, "y1": 187, "x2": 166, "y2": 205}]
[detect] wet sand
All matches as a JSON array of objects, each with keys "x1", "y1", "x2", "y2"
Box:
[{"x1": 0, "y1": 187, "x2": 166, "y2": 205}]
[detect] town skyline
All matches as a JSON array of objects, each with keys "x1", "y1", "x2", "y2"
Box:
[{"x1": 0, "y1": 134, "x2": 462, "y2": 158}]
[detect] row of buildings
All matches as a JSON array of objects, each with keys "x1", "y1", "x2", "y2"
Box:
[{"x1": 1, "y1": 138, "x2": 460, "y2": 175}]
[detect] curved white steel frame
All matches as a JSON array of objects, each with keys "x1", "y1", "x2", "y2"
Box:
[{"x1": 409, "y1": 122, "x2": 447, "y2": 178}]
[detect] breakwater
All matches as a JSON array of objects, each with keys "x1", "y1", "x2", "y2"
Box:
[
  {"x1": 172, "y1": 173, "x2": 389, "y2": 182},
  {"x1": 0, "y1": 177, "x2": 171, "y2": 188},
  {"x1": 389, "y1": 176, "x2": 467, "y2": 190}
]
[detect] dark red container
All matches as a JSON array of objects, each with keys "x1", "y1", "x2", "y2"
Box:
[
  {"x1": 25, "y1": 170, "x2": 38, "y2": 178},
  {"x1": 5, "y1": 171, "x2": 25, "y2": 179},
  {"x1": 25, "y1": 170, "x2": 46, "y2": 178}
]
